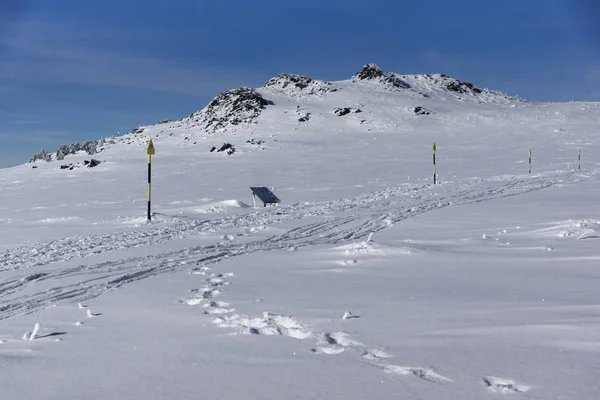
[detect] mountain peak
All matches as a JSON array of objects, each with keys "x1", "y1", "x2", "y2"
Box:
[{"x1": 355, "y1": 63, "x2": 384, "y2": 80}]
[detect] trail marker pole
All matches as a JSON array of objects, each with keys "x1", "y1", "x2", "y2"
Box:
[
  {"x1": 147, "y1": 139, "x2": 155, "y2": 221},
  {"x1": 528, "y1": 149, "x2": 532, "y2": 174},
  {"x1": 578, "y1": 149, "x2": 581, "y2": 170},
  {"x1": 433, "y1": 142, "x2": 437, "y2": 185}
]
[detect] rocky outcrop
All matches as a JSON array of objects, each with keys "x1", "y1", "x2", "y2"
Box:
[
  {"x1": 412, "y1": 106, "x2": 432, "y2": 115},
  {"x1": 186, "y1": 88, "x2": 272, "y2": 132},
  {"x1": 30, "y1": 139, "x2": 105, "y2": 163},
  {"x1": 334, "y1": 107, "x2": 362, "y2": 116},
  {"x1": 263, "y1": 74, "x2": 339, "y2": 96},
  {"x1": 355, "y1": 63, "x2": 384, "y2": 80},
  {"x1": 210, "y1": 143, "x2": 236, "y2": 155},
  {"x1": 354, "y1": 64, "x2": 411, "y2": 90},
  {"x1": 438, "y1": 74, "x2": 483, "y2": 94}
]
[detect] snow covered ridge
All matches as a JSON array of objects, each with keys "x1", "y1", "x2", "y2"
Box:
[
  {"x1": 27, "y1": 62, "x2": 520, "y2": 162},
  {"x1": 352, "y1": 63, "x2": 517, "y2": 102},
  {"x1": 178, "y1": 62, "x2": 517, "y2": 135}
]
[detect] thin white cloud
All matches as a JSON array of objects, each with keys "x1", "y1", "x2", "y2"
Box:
[
  {"x1": 0, "y1": 130, "x2": 70, "y2": 142},
  {"x1": 0, "y1": 22, "x2": 263, "y2": 96}
]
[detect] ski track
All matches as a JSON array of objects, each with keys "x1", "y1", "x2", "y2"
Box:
[{"x1": 0, "y1": 171, "x2": 586, "y2": 321}]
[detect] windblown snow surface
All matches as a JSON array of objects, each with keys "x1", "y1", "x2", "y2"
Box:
[{"x1": 2, "y1": 65, "x2": 600, "y2": 399}]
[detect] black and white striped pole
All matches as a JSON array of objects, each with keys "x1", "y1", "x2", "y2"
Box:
[
  {"x1": 147, "y1": 139, "x2": 155, "y2": 221},
  {"x1": 528, "y1": 149, "x2": 532, "y2": 174},
  {"x1": 433, "y1": 142, "x2": 437, "y2": 185},
  {"x1": 578, "y1": 149, "x2": 581, "y2": 170}
]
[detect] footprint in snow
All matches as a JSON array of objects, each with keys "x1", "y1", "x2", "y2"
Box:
[
  {"x1": 483, "y1": 376, "x2": 530, "y2": 393},
  {"x1": 361, "y1": 349, "x2": 393, "y2": 360},
  {"x1": 342, "y1": 311, "x2": 360, "y2": 320},
  {"x1": 312, "y1": 331, "x2": 362, "y2": 355},
  {"x1": 190, "y1": 266, "x2": 211, "y2": 275},
  {"x1": 204, "y1": 307, "x2": 235, "y2": 315},
  {"x1": 384, "y1": 365, "x2": 452, "y2": 384},
  {"x1": 86, "y1": 309, "x2": 102, "y2": 318},
  {"x1": 212, "y1": 272, "x2": 235, "y2": 278},
  {"x1": 203, "y1": 300, "x2": 235, "y2": 315},
  {"x1": 336, "y1": 259, "x2": 358, "y2": 266},
  {"x1": 206, "y1": 277, "x2": 230, "y2": 286},
  {"x1": 180, "y1": 297, "x2": 204, "y2": 306},
  {"x1": 213, "y1": 312, "x2": 312, "y2": 339}
]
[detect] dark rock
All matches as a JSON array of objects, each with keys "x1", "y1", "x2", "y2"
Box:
[
  {"x1": 335, "y1": 107, "x2": 364, "y2": 116},
  {"x1": 218, "y1": 143, "x2": 233, "y2": 152},
  {"x1": 382, "y1": 74, "x2": 411, "y2": 89},
  {"x1": 264, "y1": 74, "x2": 338, "y2": 95},
  {"x1": 335, "y1": 108, "x2": 352, "y2": 116},
  {"x1": 266, "y1": 74, "x2": 313, "y2": 89},
  {"x1": 216, "y1": 143, "x2": 235, "y2": 155},
  {"x1": 210, "y1": 146, "x2": 216, "y2": 152},
  {"x1": 32, "y1": 165, "x2": 38, "y2": 169},
  {"x1": 356, "y1": 64, "x2": 384, "y2": 80},
  {"x1": 88, "y1": 159, "x2": 100, "y2": 168},
  {"x1": 298, "y1": 113, "x2": 311, "y2": 122},
  {"x1": 246, "y1": 139, "x2": 265, "y2": 145},
  {"x1": 157, "y1": 119, "x2": 171, "y2": 124},
  {"x1": 84, "y1": 160, "x2": 90, "y2": 165},
  {"x1": 131, "y1": 127, "x2": 145, "y2": 134},
  {"x1": 444, "y1": 79, "x2": 483, "y2": 94},
  {"x1": 413, "y1": 106, "x2": 432, "y2": 115},
  {"x1": 187, "y1": 88, "x2": 271, "y2": 132},
  {"x1": 354, "y1": 64, "x2": 411, "y2": 90}
]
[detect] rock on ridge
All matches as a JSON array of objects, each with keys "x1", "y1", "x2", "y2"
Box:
[
  {"x1": 420, "y1": 73, "x2": 483, "y2": 94},
  {"x1": 263, "y1": 73, "x2": 338, "y2": 95},
  {"x1": 355, "y1": 63, "x2": 384, "y2": 80},
  {"x1": 30, "y1": 139, "x2": 108, "y2": 163},
  {"x1": 185, "y1": 87, "x2": 272, "y2": 131},
  {"x1": 354, "y1": 63, "x2": 411, "y2": 90},
  {"x1": 353, "y1": 64, "x2": 516, "y2": 102}
]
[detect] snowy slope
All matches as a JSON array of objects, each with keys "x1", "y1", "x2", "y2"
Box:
[{"x1": 1, "y1": 64, "x2": 600, "y2": 400}]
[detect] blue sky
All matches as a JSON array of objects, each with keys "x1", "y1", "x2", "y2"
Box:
[{"x1": 0, "y1": 0, "x2": 599, "y2": 168}]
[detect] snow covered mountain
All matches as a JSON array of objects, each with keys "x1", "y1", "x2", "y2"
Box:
[
  {"x1": 29, "y1": 63, "x2": 522, "y2": 163},
  {"x1": 2, "y1": 63, "x2": 600, "y2": 400}
]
